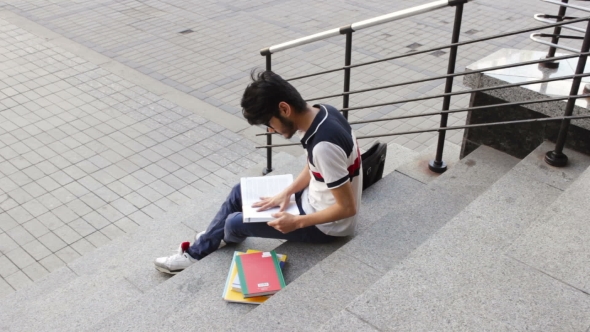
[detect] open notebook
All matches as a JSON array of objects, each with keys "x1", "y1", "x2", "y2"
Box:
[{"x1": 240, "y1": 174, "x2": 301, "y2": 223}]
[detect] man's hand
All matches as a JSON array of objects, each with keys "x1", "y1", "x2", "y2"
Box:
[
  {"x1": 251, "y1": 192, "x2": 291, "y2": 212},
  {"x1": 267, "y1": 212, "x2": 299, "y2": 233}
]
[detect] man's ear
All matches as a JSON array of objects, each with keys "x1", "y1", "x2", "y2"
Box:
[{"x1": 278, "y1": 101, "x2": 291, "y2": 117}]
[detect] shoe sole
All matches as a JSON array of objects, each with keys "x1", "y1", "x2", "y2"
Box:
[{"x1": 154, "y1": 265, "x2": 183, "y2": 275}]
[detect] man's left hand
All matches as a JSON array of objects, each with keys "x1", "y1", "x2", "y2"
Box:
[{"x1": 267, "y1": 212, "x2": 300, "y2": 234}]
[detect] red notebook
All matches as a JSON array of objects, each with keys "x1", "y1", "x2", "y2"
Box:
[{"x1": 235, "y1": 251, "x2": 286, "y2": 298}]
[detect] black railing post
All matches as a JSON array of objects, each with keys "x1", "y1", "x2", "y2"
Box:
[
  {"x1": 341, "y1": 27, "x2": 354, "y2": 120},
  {"x1": 545, "y1": 19, "x2": 590, "y2": 167},
  {"x1": 262, "y1": 52, "x2": 273, "y2": 175},
  {"x1": 429, "y1": 2, "x2": 464, "y2": 173},
  {"x1": 541, "y1": 0, "x2": 569, "y2": 69}
]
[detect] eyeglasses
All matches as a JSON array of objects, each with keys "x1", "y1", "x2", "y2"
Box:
[{"x1": 264, "y1": 119, "x2": 274, "y2": 130}]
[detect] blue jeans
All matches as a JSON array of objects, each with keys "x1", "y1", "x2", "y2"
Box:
[{"x1": 187, "y1": 183, "x2": 337, "y2": 260}]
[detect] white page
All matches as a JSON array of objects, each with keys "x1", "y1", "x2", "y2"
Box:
[
  {"x1": 241, "y1": 174, "x2": 293, "y2": 204},
  {"x1": 240, "y1": 174, "x2": 300, "y2": 222}
]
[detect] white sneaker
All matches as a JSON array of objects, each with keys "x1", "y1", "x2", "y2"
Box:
[
  {"x1": 154, "y1": 242, "x2": 196, "y2": 275},
  {"x1": 195, "y1": 231, "x2": 226, "y2": 249}
]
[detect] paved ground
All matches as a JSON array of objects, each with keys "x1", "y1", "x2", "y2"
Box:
[
  {"x1": 0, "y1": 0, "x2": 585, "y2": 296},
  {"x1": 0, "y1": 16, "x2": 267, "y2": 294},
  {"x1": 0, "y1": 0, "x2": 563, "y2": 149}
]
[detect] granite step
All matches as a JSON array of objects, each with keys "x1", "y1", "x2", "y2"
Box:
[
  {"x1": 0, "y1": 151, "x2": 300, "y2": 330},
  {"x1": 90, "y1": 143, "x2": 473, "y2": 331},
  {"x1": 84, "y1": 143, "x2": 428, "y2": 331},
  {"x1": 381, "y1": 142, "x2": 419, "y2": 178},
  {"x1": 319, "y1": 142, "x2": 590, "y2": 331},
  {"x1": 228, "y1": 144, "x2": 519, "y2": 331},
  {"x1": 0, "y1": 140, "x2": 432, "y2": 331},
  {"x1": 505, "y1": 155, "x2": 590, "y2": 315}
]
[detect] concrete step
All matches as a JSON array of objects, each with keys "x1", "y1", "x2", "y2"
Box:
[
  {"x1": 84, "y1": 142, "x2": 464, "y2": 331},
  {"x1": 505, "y1": 166, "x2": 590, "y2": 302},
  {"x1": 381, "y1": 142, "x2": 419, "y2": 178},
  {"x1": 319, "y1": 142, "x2": 590, "y2": 331},
  {"x1": 0, "y1": 152, "x2": 301, "y2": 330},
  {"x1": 228, "y1": 145, "x2": 518, "y2": 331},
  {"x1": 84, "y1": 151, "x2": 427, "y2": 331},
  {"x1": 396, "y1": 139, "x2": 462, "y2": 184},
  {"x1": 0, "y1": 140, "x2": 455, "y2": 331}
]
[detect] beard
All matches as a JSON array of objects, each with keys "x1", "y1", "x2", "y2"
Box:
[{"x1": 277, "y1": 114, "x2": 297, "y2": 139}]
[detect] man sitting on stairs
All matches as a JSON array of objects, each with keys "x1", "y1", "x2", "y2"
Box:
[{"x1": 154, "y1": 70, "x2": 363, "y2": 274}]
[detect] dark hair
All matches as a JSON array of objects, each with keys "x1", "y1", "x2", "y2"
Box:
[{"x1": 240, "y1": 70, "x2": 307, "y2": 126}]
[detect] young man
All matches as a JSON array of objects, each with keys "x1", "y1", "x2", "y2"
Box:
[{"x1": 154, "y1": 71, "x2": 362, "y2": 274}]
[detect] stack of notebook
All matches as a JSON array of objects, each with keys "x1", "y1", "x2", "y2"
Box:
[{"x1": 222, "y1": 249, "x2": 287, "y2": 304}]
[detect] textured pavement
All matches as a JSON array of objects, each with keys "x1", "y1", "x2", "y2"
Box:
[
  {"x1": 0, "y1": 0, "x2": 566, "y2": 149},
  {"x1": 0, "y1": 16, "x2": 265, "y2": 295},
  {"x1": 0, "y1": 0, "x2": 584, "y2": 296}
]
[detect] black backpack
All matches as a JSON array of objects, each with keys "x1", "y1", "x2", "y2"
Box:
[{"x1": 360, "y1": 142, "x2": 387, "y2": 191}]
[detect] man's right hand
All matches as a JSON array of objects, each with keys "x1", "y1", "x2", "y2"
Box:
[{"x1": 252, "y1": 191, "x2": 291, "y2": 212}]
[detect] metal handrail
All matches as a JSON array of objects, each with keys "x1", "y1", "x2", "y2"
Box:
[
  {"x1": 534, "y1": 14, "x2": 586, "y2": 32},
  {"x1": 255, "y1": 94, "x2": 590, "y2": 135},
  {"x1": 349, "y1": 94, "x2": 590, "y2": 125},
  {"x1": 542, "y1": 0, "x2": 590, "y2": 12},
  {"x1": 532, "y1": 1, "x2": 590, "y2": 59},
  {"x1": 254, "y1": 115, "x2": 590, "y2": 148},
  {"x1": 530, "y1": 33, "x2": 583, "y2": 52},
  {"x1": 257, "y1": 0, "x2": 590, "y2": 174},
  {"x1": 528, "y1": 0, "x2": 590, "y2": 165},
  {"x1": 358, "y1": 115, "x2": 590, "y2": 139},
  {"x1": 341, "y1": 72, "x2": 590, "y2": 112},
  {"x1": 260, "y1": 0, "x2": 471, "y2": 55},
  {"x1": 305, "y1": 51, "x2": 590, "y2": 102},
  {"x1": 286, "y1": 16, "x2": 590, "y2": 82}
]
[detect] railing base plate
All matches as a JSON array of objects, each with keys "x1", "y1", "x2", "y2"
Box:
[
  {"x1": 539, "y1": 61, "x2": 560, "y2": 69},
  {"x1": 428, "y1": 159, "x2": 448, "y2": 173},
  {"x1": 539, "y1": 55, "x2": 560, "y2": 69},
  {"x1": 262, "y1": 167, "x2": 273, "y2": 175},
  {"x1": 544, "y1": 150, "x2": 568, "y2": 167}
]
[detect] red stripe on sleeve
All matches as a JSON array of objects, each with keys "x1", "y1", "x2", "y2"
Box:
[
  {"x1": 347, "y1": 148, "x2": 361, "y2": 176},
  {"x1": 312, "y1": 171, "x2": 324, "y2": 180}
]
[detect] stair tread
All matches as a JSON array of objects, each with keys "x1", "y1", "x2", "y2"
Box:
[
  {"x1": 85, "y1": 162, "x2": 424, "y2": 331},
  {"x1": 319, "y1": 143, "x2": 590, "y2": 331},
  {"x1": 90, "y1": 237, "x2": 283, "y2": 332},
  {"x1": 227, "y1": 145, "x2": 519, "y2": 331},
  {"x1": 507, "y1": 144, "x2": 590, "y2": 296},
  {"x1": 0, "y1": 152, "x2": 302, "y2": 324}
]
